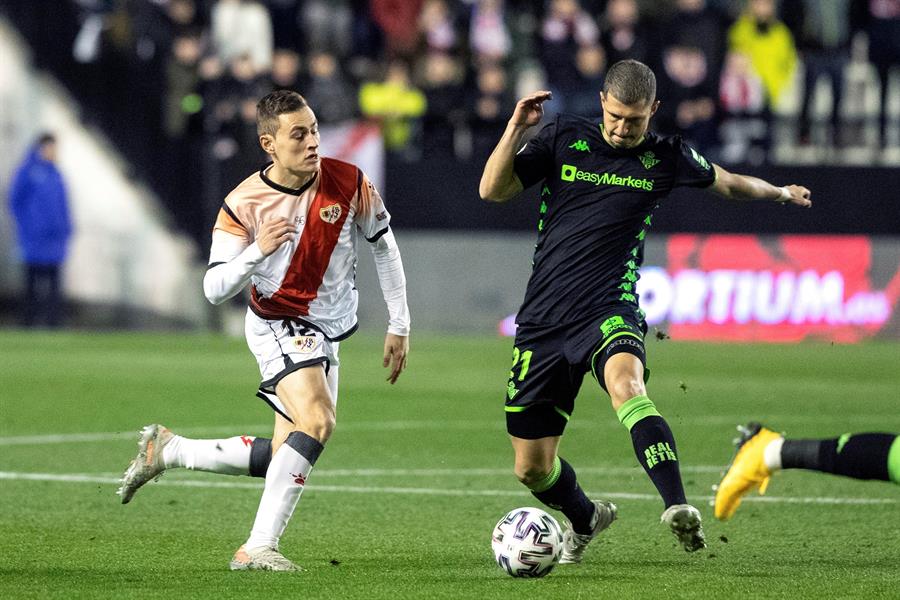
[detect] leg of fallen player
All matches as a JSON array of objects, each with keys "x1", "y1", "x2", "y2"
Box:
[{"x1": 715, "y1": 425, "x2": 900, "y2": 520}]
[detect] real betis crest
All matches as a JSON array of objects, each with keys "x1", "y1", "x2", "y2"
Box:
[{"x1": 639, "y1": 151, "x2": 660, "y2": 170}]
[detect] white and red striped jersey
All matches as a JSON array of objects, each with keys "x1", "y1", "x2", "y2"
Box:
[{"x1": 207, "y1": 157, "x2": 404, "y2": 339}]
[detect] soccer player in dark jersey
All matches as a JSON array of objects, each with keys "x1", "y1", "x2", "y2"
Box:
[
  {"x1": 715, "y1": 423, "x2": 900, "y2": 520},
  {"x1": 479, "y1": 59, "x2": 812, "y2": 560}
]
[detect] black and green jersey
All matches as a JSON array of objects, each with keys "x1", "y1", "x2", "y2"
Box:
[{"x1": 512, "y1": 113, "x2": 716, "y2": 325}]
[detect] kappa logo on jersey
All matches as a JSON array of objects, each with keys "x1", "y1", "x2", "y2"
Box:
[
  {"x1": 375, "y1": 210, "x2": 387, "y2": 221},
  {"x1": 639, "y1": 151, "x2": 660, "y2": 170},
  {"x1": 569, "y1": 139, "x2": 591, "y2": 152},
  {"x1": 319, "y1": 204, "x2": 342, "y2": 224},
  {"x1": 293, "y1": 335, "x2": 320, "y2": 353},
  {"x1": 689, "y1": 147, "x2": 711, "y2": 170}
]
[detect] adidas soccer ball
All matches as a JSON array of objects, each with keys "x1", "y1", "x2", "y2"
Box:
[{"x1": 491, "y1": 507, "x2": 564, "y2": 578}]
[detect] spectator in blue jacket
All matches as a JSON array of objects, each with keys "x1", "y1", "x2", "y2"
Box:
[{"x1": 8, "y1": 133, "x2": 72, "y2": 328}]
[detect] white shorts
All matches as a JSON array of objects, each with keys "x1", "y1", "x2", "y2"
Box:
[{"x1": 245, "y1": 309, "x2": 340, "y2": 422}]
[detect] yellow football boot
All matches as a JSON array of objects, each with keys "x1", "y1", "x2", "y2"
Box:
[{"x1": 714, "y1": 423, "x2": 783, "y2": 520}]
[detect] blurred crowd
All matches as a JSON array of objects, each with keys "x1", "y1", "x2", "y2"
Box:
[{"x1": 4, "y1": 0, "x2": 900, "y2": 244}]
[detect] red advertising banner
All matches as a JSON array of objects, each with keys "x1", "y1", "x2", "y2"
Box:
[{"x1": 638, "y1": 235, "x2": 900, "y2": 342}]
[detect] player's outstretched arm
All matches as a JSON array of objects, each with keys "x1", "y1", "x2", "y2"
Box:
[
  {"x1": 479, "y1": 91, "x2": 553, "y2": 203},
  {"x1": 709, "y1": 164, "x2": 812, "y2": 208}
]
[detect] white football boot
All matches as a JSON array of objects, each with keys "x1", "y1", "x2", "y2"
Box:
[
  {"x1": 230, "y1": 545, "x2": 301, "y2": 572},
  {"x1": 117, "y1": 424, "x2": 174, "y2": 504},
  {"x1": 559, "y1": 500, "x2": 618, "y2": 564},
  {"x1": 660, "y1": 503, "x2": 707, "y2": 552}
]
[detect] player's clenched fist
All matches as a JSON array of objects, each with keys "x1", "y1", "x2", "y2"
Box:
[
  {"x1": 783, "y1": 184, "x2": 813, "y2": 208},
  {"x1": 257, "y1": 216, "x2": 297, "y2": 256}
]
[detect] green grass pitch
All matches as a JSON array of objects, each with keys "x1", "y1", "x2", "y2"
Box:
[{"x1": 1, "y1": 330, "x2": 898, "y2": 599}]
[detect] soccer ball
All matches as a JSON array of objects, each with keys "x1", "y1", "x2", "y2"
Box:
[{"x1": 491, "y1": 506, "x2": 564, "y2": 578}]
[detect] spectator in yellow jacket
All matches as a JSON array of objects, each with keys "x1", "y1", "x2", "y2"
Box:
[
  {"x1": 359, "y1": 60, "x2": 427, "y2": 155},
  {"x1": 727, "y1": 0, "x2": 798, "y2": 109}
]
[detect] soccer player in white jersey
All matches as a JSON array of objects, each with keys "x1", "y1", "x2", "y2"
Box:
[{"x1": 117, "y1": 90, "x2": 411, "y2": 571}]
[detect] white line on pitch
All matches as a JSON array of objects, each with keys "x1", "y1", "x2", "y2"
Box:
[
  {"x1": 0, "y1": 471, "x2": 895, "y2": 506},
  {"x1": 87, "y1": 465, "x2": 726, "y2": 477},
  {"x1": 0, "y1": 427, "x2": 269, "y2": 446},
  {"x1": 0, "y1": 423, "x2": 502, "y2": 445},
  {"x1": 3, "y1": 413, "x2": 898, "y2": 446},
  {"x1": 297, "y1": 466, "x2": 729, "y2": 476}
]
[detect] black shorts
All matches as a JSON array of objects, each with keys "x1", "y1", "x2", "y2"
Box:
[{"x1": 505, "y1": 310, "x2": 648, "y2": 439}]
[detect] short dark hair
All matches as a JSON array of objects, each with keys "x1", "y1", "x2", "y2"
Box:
[
  {"x1": 36, "y1": 132, "x2": 56, "y2": 146},
  {"x1": 256, "y1": 90, "x2": 308, "y2": 137},
  {"x1": 602, "y1": 59, "x2": 656, "y2": 106}
]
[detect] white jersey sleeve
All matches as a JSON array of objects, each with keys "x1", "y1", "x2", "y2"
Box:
[
  {"x1": 371, "y1": 229, "x2": 410, "y2": 336},
  {"x1": 354, "y1": 172, "x2": 391, "y2": 242},
  {"x1": 354, "y1": 172, "x2": 408, "y2": 335},
  {"x1": 203, "y1": 201, "x2": 265, "y2": 305}
]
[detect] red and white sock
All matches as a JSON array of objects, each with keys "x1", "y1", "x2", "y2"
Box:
[
  {"x1": 162, "y1": 434, "x2": 257, "y2": 475},
  {"x1": 245, "y1": 431, "x2": 324, "y2": 551}
]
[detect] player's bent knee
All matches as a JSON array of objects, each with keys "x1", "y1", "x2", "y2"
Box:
[
  {"x1": 305, "y1": 402, "x2": 336, "y2": 442},
  {"x1": 286, "y1": 394, "x2": 336, "y2": 443},
  {"x1": 513, "y1": 461, "x2": 552, "y2": 487},
  {"x1": 608, "y1": 377, "x2": 645, "y2": 409}
]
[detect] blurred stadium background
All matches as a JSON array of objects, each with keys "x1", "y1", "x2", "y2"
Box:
[
  {"x1": 0, "y1": 0, "x2": 898, "y2": 338},
  {"x1": 2, "y1": 2, "x2": 900, "y2": 597}
]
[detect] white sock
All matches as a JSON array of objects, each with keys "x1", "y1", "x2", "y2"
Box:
[
  {"x1": 162, "y1": 435, "x2": 254, "y2": 475},
  {"x1": 245, "y1": 433, "x2": 321, "y2": 550},
  {"x1": 763, "y1": 437, "x2": 785, "y2": 472}
]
